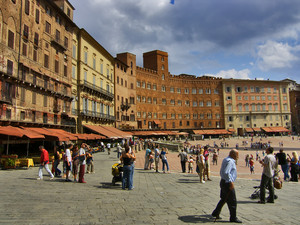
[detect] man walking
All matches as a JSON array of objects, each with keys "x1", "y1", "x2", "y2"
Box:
[
  {"x1": 258, "y1": 147, "x2": 277, "y2": 204},
  {"x1": 37, "y1": 146, "x2": 54, "y2": 180},
  {"x1": 154, "y1": 145, "x2": 160, "y2": 173},
  {"x1": 276, "y1": 149, "x2": 289, "y2": 181},
  {"x1": 212, "y1": 149, "x2": 242, "y2": 223},
  {"x1": 144, "y1": 147, "x2": 152, "y2": 170},
  {"x1": 178, "y1": 149, "x2": 187, "y2": 173}
]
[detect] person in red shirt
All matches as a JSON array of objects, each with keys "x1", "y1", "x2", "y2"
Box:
[{"x1": 37, "y1": 146, "x2": 54, "y2": 180}]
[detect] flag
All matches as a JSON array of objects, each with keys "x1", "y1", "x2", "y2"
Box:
[{"x1": 170, "y1": 0, "x2": 175, "y2": 4}]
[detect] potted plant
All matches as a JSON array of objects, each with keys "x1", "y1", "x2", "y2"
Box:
[{"x1": 5, "y1": 158, "x2": 16, "y2": 169}]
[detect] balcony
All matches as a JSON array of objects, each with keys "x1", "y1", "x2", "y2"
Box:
[
  {"x1": 80, "y1": 109, "x2": 115, "y2": 122},
  {"x1": 50, "y1": 35, "x2": 67, "y2": 51},
  {"x1": 81, "y1": 80, "x2": 114, "y2": 100},
  {"x1": 0, "y1": 94, "x2": 13, "y2": 105}
]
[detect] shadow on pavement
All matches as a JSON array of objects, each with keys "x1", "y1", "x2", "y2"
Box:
[
  {"x1": 177, "y1": 178, "x2": 201, "y2": 183},
  {"x1": 97, "y1": 182, "x2": 122, "y2": 190},
  {"x1": 178, "y1": 214, "x2": 224, "y2": 223}
]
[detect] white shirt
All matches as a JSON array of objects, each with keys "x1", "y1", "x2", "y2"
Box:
[
  {"x1": 79, "y1": 148, "x2": 86, "y2": 165},
  {"x1": 65, "y1": 148, "x2": 72, "y2": 162}
]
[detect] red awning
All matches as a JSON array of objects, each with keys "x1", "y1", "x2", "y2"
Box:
[
  {"x1": 84, "y1": 124, "x2": 120, "y2": 139},
  {"x1": 252, "y1": 128, "x2": 261, "y2": 132},
  {"x1": 102, "y1": 126, "x2": 132, "y2": 138},
  {"x1": 244, "y1": 128, "x2": 254, "y2": 132},
  {"x1": 228, "y1": 128, "x2": 236, "y2": 133},
  {"x1": 0, "y1": 126, "x2": 26, "y2": 138},
  {"x1": 153, "y1": 120, "x2": 161, "y2": 125},
  {"x1": 23, "y1": 127, "x2": 69, "y2": 141}
]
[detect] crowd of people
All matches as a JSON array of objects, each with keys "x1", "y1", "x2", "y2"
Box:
[{"x1": 37, "y1": 143, "x2": 95, "y2": 183}]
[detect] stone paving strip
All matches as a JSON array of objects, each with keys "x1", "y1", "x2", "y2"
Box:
[{"x1": 0, "y1": 148, "x2": 299, "y2": 225}]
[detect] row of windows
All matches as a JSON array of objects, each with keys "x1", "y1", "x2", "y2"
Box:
[
  {"x1": 81, "y1": 49, "x2": 113, "y2": 81},
  {"x1": 227, "y1": 95, "x2": 288, "y2": 101},
  {"x1": 136, "y1": 96, "x2": 220, "y2": 107},
  {"x1": 227, "y1": 103, "x2": 289, "y2": 112},
  {"x1": 116, "y1": 76, "x2": 134, "y2": 89},
  {"x1": 137, "y1": 112, "x2": 221, "y2": 120},
  {"x1": 226, "y1": 86, "x2": 287, "y2": 94},
  {"x1": 136, "y1": 81, "x2": 219, "y2": 94},
  {"x1": 141, "y1": 120, "x2": 219, "y2": 129},
  {"x1": 81, "y1": 98, "x2": 112, "y2": 115},
  {"x1": 228, "y1": 115, "x2": 289, "y2": 122}
]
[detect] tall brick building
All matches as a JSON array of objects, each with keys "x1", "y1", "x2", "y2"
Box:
[
  {"x1": 136, "y1": 50, "x2": 224, "y2": 130},
  {"x1": 0, "y1": 0, "x2": 76, "y2": 130}
]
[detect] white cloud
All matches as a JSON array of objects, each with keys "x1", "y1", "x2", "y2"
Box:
[
  {"x1": 257, "y1": 41, "x2": 299, "y2": 71},
  {"x1": 207, "y1": 69, "x2": 251, "y2": 79}
]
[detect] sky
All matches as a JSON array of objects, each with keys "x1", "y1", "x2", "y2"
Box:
[{"x1": 71, "y1": 0, "x2": 300, "y2": 83}]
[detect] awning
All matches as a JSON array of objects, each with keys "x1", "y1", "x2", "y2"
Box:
[
  {"x1": 83, "y1": 124, "x2": 121, "y2": 139},
  {"x1": 261, "y1": 127, "x2": 273, "y2": 133},
  {"x1": 193, "y1": 129, "x2": 230, "y2": 135},
  {"x1": 244, "y1": 128, "x2": 254, "y2": 133},
  {"x1": 153, "y1": 120, "x2": 161, "y2": 125},
  {"x1": 228, "y1": 128, "x2": 236, "y2": 133},
  {"x1": 0, "y1": 126, "x2": 45, "y2": 139},
  {"x1": 47, "y1": 129, "x2": 78, "y2": 141},
  {"x1": 102, "y1": 126, "x2": 132, "y2": 138},
  {"x1": 252, "y1": 128, "x2": 261, "y2": 132},
  {"x1": 23, "y1": 127, "x2": 69, "y2": 141}
]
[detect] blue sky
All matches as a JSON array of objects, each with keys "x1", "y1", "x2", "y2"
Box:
[{"x1": 71, "y1": 0, "x2": 300, "y2": 83}]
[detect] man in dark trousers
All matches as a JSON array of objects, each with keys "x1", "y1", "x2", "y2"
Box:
[{"x1": 212, "y1": 149, "x2": 242, "y2": 223}]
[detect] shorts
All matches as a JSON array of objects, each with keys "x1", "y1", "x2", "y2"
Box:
[
  {"x1": 250, "y1": 166, "x2": 254, "y2": 172},
  {"x1": 66, "y1": 163, "x2": 71, "y2": 171}
]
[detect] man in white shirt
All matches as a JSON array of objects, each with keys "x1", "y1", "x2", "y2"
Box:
[
  {"x1": 258, "y1": 147, "x2": 277, "y2": 204},
  {"x1": 65, "y1": 144, "x2": 73, "y2": 182}
]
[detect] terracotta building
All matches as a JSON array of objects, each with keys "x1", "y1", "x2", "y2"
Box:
[
  {"x1": 0, "y1": 0, "x2": 76, "y2": 131},
  {"x1": 222, "y1": 79, "x2": 291, "y2": 135},
  {"x1": 135, "y1": 50, "x2": 224, "y2": 130},
  {"x1": 114, "y1": 52, "x2": 137, "y2": 130}
]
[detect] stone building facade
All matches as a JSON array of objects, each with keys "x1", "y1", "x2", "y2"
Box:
[
  {"x1": 135, "y1": 50, "x2": 224, "y2": 130},
  {"x1": 288, "y1": 82, "x2": 300, "y2": 134},
  {"x1": 0, "y1": 0, "x2": 76, "y2": 131},
  {"x1": 114, "y1": 52, "x2": 137, "y2": 130},
  {"x1": 74, "y1": 28, "x2": 115, "y2": 133},
  {"x1": 222, "y1": 79, "x2": 291, "y2": 135}
]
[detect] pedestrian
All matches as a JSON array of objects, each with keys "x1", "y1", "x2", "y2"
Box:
[
  {"x1": 144, "y1": 147, "x2": 152, "y2": 170},
  {"x1": 196, "y1": 148, "x2": 205, "y2": 183},
  {"x1": 65, "y1": 144, "x2": 73, "y2": 182},
  {"x1": 129, "y1": 144, "x2": 136, "y2": 189},
  {"x1": 117, "y1": 143, "x2": 122, "y2": 159},
  {"x1": 149, "y1": 151, "x2": 154, "y2": 170},
  {"x1": 160, "y1": 147, "x2": 170, "y2": 173},
  {"x1": 154, "y1": 145, "x2": 160, "y2": 173},
  {"x1": 188, "y1": 155, "x2": 194, "y2": 173},
  {"x1": 287, "y1": 151, "x2": 299, "y2": 182},
  {"x1": 249, "y1": 158, "x2": 254, "y2": 174},
  {"x1": 86, "y1": 147, "x2": 94, "y2": 174},
  {"x1": 37, "y1": 146, "x2": 54, "y2": 180},
  {"x1": 203, "y1": 146, "x2": 211, "y2": 181},
  {"x1": 245, "y1": 154, "x2": 250, "y2": 167},
  {"x1": 258, "y1": 147, "x2": 277, "y2": 204},
  {"x1": 213, "y1": 151, "x2": 218, "y2": 165},
  {"x1": 72, "y1": 145, "x2": 79, "y2": 182},
  {"x1": 211, "y1": 149, "x2": 242, "y2": 223},
  {"x1": 107, "y1": 142, "x2": 111, "y2": 155},
  {"x1": 120, "y1": 145, "x2": 136, "y2": 190},
  {"x1": 178, "y1": 149, "x2": 187, "y2": 173},
  {"x1": 53, "y1": 146, "x2": 61, "y2": 177},
  {"x1": 276, "y1": 149, "x2": 289, "y2": 181},
  {"x1": 78, "y1": 143, "x2": 87, "y2": 183}
]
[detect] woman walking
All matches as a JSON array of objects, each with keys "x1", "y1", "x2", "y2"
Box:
[{"x1": 161, "y1": 147, "x2": 170, "y2": 173}]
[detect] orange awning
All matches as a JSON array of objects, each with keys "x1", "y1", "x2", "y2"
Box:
[
  {"x1": 153, "y1": 120, "x2": 161, "y2": 125},
  {"x1": 84, "y1": 124, "x2": 120, "y2": 139},
  {"x1": 102, "y1": 126, "x2": 132, "y2": 138},
  {"x1": 244, "y1": 128, "x2": 254, "y2": 132},
  {"x1": 23, "y1": 127, "x2": 69, "y2": 141},
  {"x1": 228, "y1": 128, "x2": 236, "y2": 133},
  {"x1": 252, "y1": 128, "x2": 261, "y2": 132}
]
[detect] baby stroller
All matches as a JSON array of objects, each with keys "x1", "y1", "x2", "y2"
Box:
[
  {"x1": 250, "y1": 170, "x2": 281, "y2": 200},
  {"x1": 112, "y1": 163, "x2": 123, "y2": 185}
]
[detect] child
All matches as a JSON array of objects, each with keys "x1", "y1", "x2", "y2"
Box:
[
  {"x1": 149, "y1": 152, "x2": 154, "y2": 170},
  {"x1": 249, "y1": 157, "x2": 254, "y2": 174},
  {"x1": 188, "y1": 155, "x2": 194, "y2": 173}
]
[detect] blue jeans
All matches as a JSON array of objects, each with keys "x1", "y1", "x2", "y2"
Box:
[
  {"x1": 281, "y1": 164, "x2": 290, "y2": 181},
  {"x1": 130, "y1": 164, "x2": 135, "y2": 188},
  {"x1": 122, "y1": 165, "x2": 133, "y2": 190},
  {"x1": 53, "y1": 160, "x2": 61, "y2": 176},
  {"x1": 162, "y1": 159, "x2": 169, "y2": 172}
]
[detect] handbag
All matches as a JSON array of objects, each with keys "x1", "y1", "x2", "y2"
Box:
[{"x1": 274, "y1": 177, "x2": 282, "y2": 189}]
